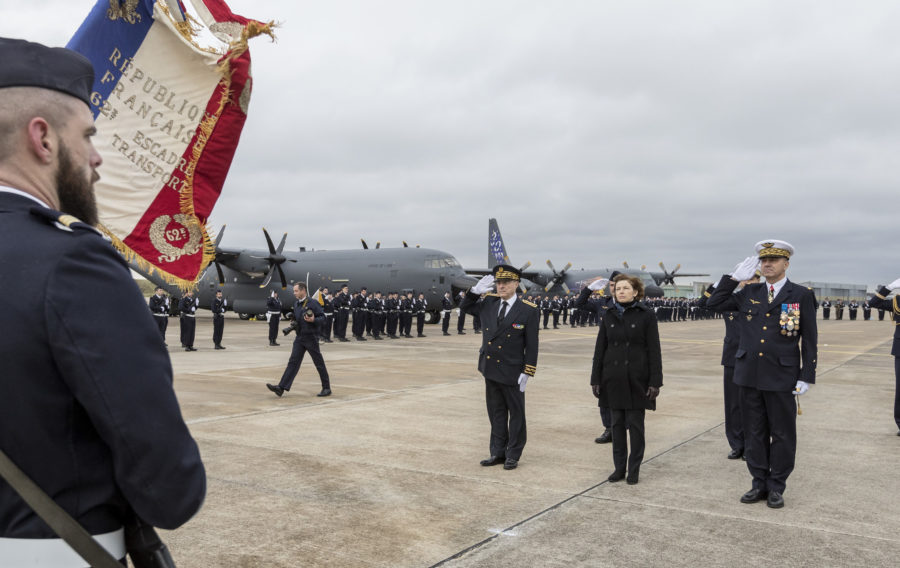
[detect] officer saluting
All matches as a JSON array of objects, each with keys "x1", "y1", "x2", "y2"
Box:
[
  {"x1": 460, "y1": 265, "x2": 539, "y2": 470},
  {"x1": 707, "y1": 240, "x2": 817, "y2": 509},
  {"x1": 0, "y1": 37, "x2": 204, "y2": 562}
]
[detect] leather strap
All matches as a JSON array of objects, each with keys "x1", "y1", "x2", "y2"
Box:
[{"x1": 0, "y1": 448, "x2": 122, "y2": 568}]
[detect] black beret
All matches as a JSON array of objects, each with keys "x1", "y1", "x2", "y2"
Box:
[
  {"x1": 0, "y1": 37, "x2": 94, "y2": 106},
  {"x1": 609, "y1": 270, "x2": 622, "y2": 279}
]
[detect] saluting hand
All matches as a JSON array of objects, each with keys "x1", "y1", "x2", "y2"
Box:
[
  {"x1": 472, "y1": 275, "x2": 495, "y2": 294},
  {"x1": 587, "y1": 278, "x2": 609, "y2": 291},
  {"x1": 730, "y1": 256, "x2": 759, "y2": 282},
  {"x1": 887, "y1": 277, "x2": 900, "y2": 291}
]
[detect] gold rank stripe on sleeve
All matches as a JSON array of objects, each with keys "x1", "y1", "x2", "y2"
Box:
[
  {"x1": 524, "y1": 365, "x2": 536, "y2": 377},
  {"x1": 522, "y1": 299, "x2": 537, "y2": 308},
  {"x1": 484, "y1": 293, "x2": 499, "y2": 297},
  {"x1": 894, "y1": 297, "x2": 900, "y2": 316},
  {"x1": 703, "y1": 291, "x2": 711, "y2": 298},
  {"x1": 876, "y1": 290, "x2": 887, "y2": 300}
]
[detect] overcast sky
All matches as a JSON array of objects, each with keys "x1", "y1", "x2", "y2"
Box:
[{"x1": 4, "y1": 1, "x2": 898, "y2": 286}]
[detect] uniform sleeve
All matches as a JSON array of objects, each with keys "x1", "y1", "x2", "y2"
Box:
[
  {"x1": 458, "y1": 291, "x2": 482, "y2": 315},
  {"x1": 697, "y1": 284, "x2": 715, "y2": 309},
  {"x1": 590, "y1": 320, "x2": 607, "y2": 386},
  {"x1": 706, "y1": 275, "x2": 740, "y2": 312},
  {"x1": 573, "y1": 286, "x2": 593, "y2": 310},
  {"x1": 867, "y1": 287, "x2": 895, "y2": 311},
  {"x1": 46, "y1": 239, "x2": 205, "y2": 530},
  {"x1": 523, "y1": 305, "x2": 539, "y2": 376},
  {"x1": 799, "y1": 289, "x2": 818, "y2": 384},
  {"x1": 645, "y1": 313, "x2": 663, "y2": 388}
]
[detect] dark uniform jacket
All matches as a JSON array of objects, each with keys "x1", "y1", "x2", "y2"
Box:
[
  {"x1": 459, "y1": 292, "x2": 539, "y2": 386},
  {"x1": 699, "y1": 283, "x2": 740, "y2": 367},
  {"x1": 267, "y1": 295, "x2": 283, "y2": 313},
  {"x1": 212, "y1": 297, "x2": 227, "y2": 316},
  {"x1": 574, "y1": 286, "x2": 614, "y2": 316},
  {"x1": 0, "y1": 193, "x2": 205, "y2": 537},
  {"x1": 149, "y1": 293, "x2": 169, "y2": 315},
  {"x1": 708, "y1": 276, "x2": 817, "y2": 391},
  {"x1": 590, "y1": 302, "x2": 663, "y2": 410},
  {"x1": 868, "y1": 286, "x2": 900, "y2": 356},
  {"x1": 180, "y1": 295, "x2": 198, "y2": 315},
  {"x1": 292, "y1": 296, "x2": 325, "y2": 336}
]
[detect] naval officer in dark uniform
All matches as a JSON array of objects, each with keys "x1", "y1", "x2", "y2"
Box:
[
  {"x1": 148, "y1": 286, "x2": 170, "y2": 342},
  {"x1": 699, "y1": 271, "x2": 761, "y2": 460},
  {"x1": 267, "y1": 282, "x2": 332, "y2": 397},
  {"x1": 459, "y1": 265, "x2": 539, "y2": 470},
  {"x1": 866, "y1": 278, "x2": 900, "y2": 435},
  {"x1": 707, "y1": 240, "x2": 817, "y2": 509},
  {"x1": 267, "y1": 289, "x2": 283, "y2": 346},
  {"x1": 211, "y1": 289, "x2": 227, "y2": 349},
  {"x1": 179, "y1": 289, "x2": 199, "y2": 351},
  {"x1": 0, "y1": 37, "x2": 205, "y2": 562}
]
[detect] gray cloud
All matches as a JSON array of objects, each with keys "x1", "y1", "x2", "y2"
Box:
[{"x1": 5, "y1": 0, "x2": 898, "y2": 288}]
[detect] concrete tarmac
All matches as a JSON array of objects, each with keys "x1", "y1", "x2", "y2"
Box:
[{"x1": 160, "y1": 315, "x2": 900, "y2": 567}]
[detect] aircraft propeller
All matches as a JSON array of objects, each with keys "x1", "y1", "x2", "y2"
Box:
[
  {"x1": 252, "y1": 228, "x2": 297, "y2": 289},
  {"x1": 544, "y1": 259, "x2": 573, "y2": 294},
  {"x1": 658, "y1": 262, "x2": 682, "y2": 286},
  {"x1": 210, "y1": 225, "x2": 228, "y2": 286},
  {"x1": 517, "y1": 261, "x2": 532, "y2": 293}
]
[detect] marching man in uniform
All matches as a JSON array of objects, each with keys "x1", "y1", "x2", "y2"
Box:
[
  {"x1": 707, "y1": 240, "x2": 817, "y2": 509},
  {"x1": 460, "y1": 265, "x2": 539, "y2": 470}
]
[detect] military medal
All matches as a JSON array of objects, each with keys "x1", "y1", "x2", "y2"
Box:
[{"x1": 781, "y1": 304, "x2": 799, "y2": 337}]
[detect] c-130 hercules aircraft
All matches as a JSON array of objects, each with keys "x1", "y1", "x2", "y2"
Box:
[{"x1": 135, "y1": 227, "x2": 477, "y2": 322}]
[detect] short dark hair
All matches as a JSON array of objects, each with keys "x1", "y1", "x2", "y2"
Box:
[{"x1": 294, "y1": 282, "x2": 307, "y2": 292}]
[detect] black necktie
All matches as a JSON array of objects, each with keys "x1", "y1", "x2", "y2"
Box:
[{"x1": 498, "y1": 301, "x2": 508, "y2": 325}]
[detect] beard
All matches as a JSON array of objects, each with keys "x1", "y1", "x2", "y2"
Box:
[{"x1": 56, "y1": 144, "x2": 99, "y2": 226}]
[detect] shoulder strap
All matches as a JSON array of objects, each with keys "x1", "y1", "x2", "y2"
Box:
[{"x1": 0, "y1": 448, "x2": 122, "y2": 568}]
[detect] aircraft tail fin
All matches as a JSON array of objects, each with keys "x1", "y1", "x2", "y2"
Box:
[{"x1": 488, "y1": 218, "x2": 511, "y2": 268}]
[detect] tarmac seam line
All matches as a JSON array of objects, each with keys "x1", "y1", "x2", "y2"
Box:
[
  {"x1": 576, "y1": 493, "x2": 900, "y2": 544},
  {"x1": 428, "y1": 421, "x2": 724, "y2": 567}
]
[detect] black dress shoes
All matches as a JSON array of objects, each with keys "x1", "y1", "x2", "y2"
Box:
[
  {"x1": 269, "y1": 341, "x2": 279, "y2": 346},
  {"x1": 766, "y1": 491, "x2": 784, "y2": 509},
  {"x1": 595, "y1": 428, "x2": 612, "y2": 444},
  {"x1": 608, "y1": 470, "x2": 626, "y2": 482},
  {"x1": 214, "y1": 344, "x2": 226, "y2": 350},
  {"x1": 740, "y1": 488, "x2": 768, "y2": 504},
  {"x1": 317, "y1": 388, "x2": 332, "y2": 397},
  {"x1": 503, "y1": 458, "x2": 518, "y2": 470},
  {"x1": 480, "y1": 455, "x2": 505, "y2": 466},
  {"x1": 626, "y1": 472, "x2": 639, "y2": 485},
  {"x1": 266, "y1": 383, "x2": 284, "y2": 397},
  {"x1": 727, "y1": 448, "x2": 744, "y2": 460},
  {"x1": 185, "y1": 346, "x2": 197, "y2": 352},
  {"x1": 443, "y1": 332, "x2": 451, "y2": 336}
]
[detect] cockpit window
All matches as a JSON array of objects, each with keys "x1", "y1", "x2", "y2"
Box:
[{"x1": 426, "y1": 257, "x2": 461, "y2": 269}]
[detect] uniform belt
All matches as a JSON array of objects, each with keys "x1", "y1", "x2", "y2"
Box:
[
  {"x1": 267, "y1": 311, "x2": 280, "y2": 315},
  {"x1": 152, "y1": 313, "x2": 167, "y2": 317},
  {"x1": 0, "y1": 527, "x2": 125, "y2": 566},
  {"x1": 182, "y1": 314, "x2": 195, "y2": 317}
]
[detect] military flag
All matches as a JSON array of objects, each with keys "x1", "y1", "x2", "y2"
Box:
[{"x1": 67, "y1": 0, "x2": 273, "y2": 288}]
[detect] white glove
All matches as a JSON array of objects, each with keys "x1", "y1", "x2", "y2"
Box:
[
  {"x1": 587, "y1": 278, "x2": 609, "y2": 291},
  {"x1": 471, "y1": 274, "x2": 495, "y2": 294},
  {"x1": 887, "y1": 277, "x2": 900, "y2": 291},
  {"x1": 793, "y1": 380, "x2": 810, "y2": 396},
  {"x1": 730, "y1": 256, "x2": 759, "y2": 282},
  {"x1": 518, "y1": 373, "x2": 529, "y2": 392}
]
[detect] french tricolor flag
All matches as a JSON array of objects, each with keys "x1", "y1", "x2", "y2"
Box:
[{"x1": 67, "y1": 0, "x2": 273, "y2": 288}]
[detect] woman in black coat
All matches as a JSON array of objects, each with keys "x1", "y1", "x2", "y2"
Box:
[{"x1": 590, "y1": 274, "x2": 663, "y2": 484}]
